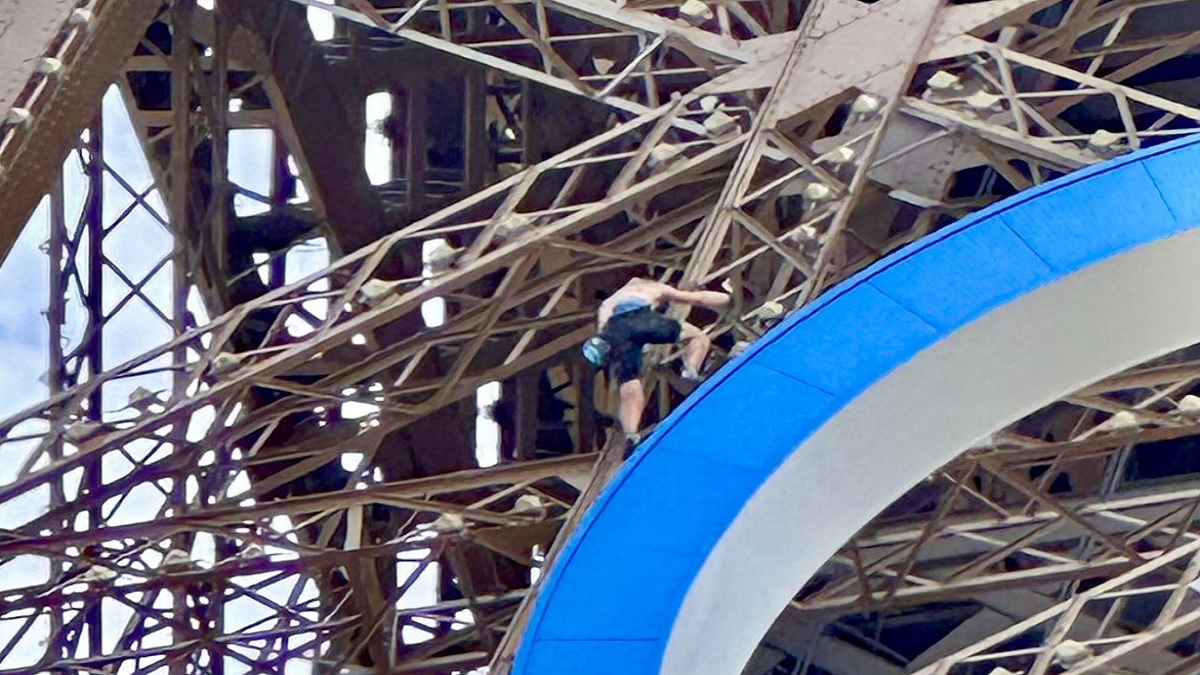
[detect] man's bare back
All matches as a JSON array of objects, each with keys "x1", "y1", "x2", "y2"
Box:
[{"x1": 597, "y1": 278, "x2": 685, "y2": 329}]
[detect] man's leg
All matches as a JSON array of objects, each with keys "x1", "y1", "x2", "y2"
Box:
[
  {"x1": 610, "y1": 336, "x2": 647, "y2": 441},
  {"x1": 678, "y1": 321, "x2": 710, "y2": 380},
  {"x1": 617, "y1": 379, "x2": 646, "y2": 438}
]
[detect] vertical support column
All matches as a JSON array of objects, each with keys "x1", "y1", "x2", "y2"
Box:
[
  {"x1": 82, "y1": 120, "x2": 104, "y2": 422},
  {"x1": 520, "y1": 80, "x2": 536, "y2": 164},
  {"x1": 406, "y1": 78, "x2": 428, "y2": 213},
  {"x1": 346, "y1": 92, "x2": 368, "y2": 207},
  {"x1": 170, "y1": 0, "x2": 194, "y2": 400},
  {"x1": 168, "y1": 4, "x2": 197, "y2": 673},
  {"x1": 499, "y1": 373, "x2": 541, "y2": 462},
  {"x1": 390, "y1": 88, "x2": 406, "y2": 188},
  {"x1": 207, "y1": 1, "x2": 231, "y2": 305},
  {"x1": 270, "y1": 133, "x2": 294, "y2": 287},
  {"x1": 572, "y1": 360, "x2": 597, "y2": 454},
  {"x1": 513, "y1": 371, "x2": 539, "y2": 460},
  {"x1": 80, "y1": 113, "x2": 106, "y2": 663},
  {"x1": 47, "y1": 175, "x2": 67, "y2": 409},
  {"x1": 45, "y1": 173, "x2": 68, "y2": 665},
  {"x1": 464, "y1": 69, "x2": 488, "y2": 192}
]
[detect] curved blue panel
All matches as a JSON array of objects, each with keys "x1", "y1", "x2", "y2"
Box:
[{"x1": 515, "y1": 134, "x2": 1200, "y2": 675}]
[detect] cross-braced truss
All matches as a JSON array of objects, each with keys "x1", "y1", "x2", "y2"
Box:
[
  {"x1": 5, "y1": 0, "x2": 1200, "y2": 673},
  {"x1": 744, "y1": 343, "x2": 1200, "y2": 674}
]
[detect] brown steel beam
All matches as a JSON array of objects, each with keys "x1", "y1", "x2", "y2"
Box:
[{"x1": 0, "y1": 0, "x2": 162, "y2": 266}]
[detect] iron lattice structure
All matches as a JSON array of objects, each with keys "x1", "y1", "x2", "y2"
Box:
[{"x1": 5, "y1": 0, "x2": 1200, "y2": 673}]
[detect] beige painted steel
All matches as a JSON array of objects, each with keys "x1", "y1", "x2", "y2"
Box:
[{"x1": 0, "y1": 0, "x2": 76, "y2": 117}]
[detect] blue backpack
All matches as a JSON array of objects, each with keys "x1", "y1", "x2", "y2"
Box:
[{"x1": 581, "y1": 335, "x2": 611, "y2": 367}]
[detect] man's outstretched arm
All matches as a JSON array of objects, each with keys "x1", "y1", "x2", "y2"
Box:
[{"x1": 663, "y1": 285, "x2": 731, "y2": 311}]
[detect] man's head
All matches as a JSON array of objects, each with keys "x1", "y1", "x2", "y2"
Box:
[{"x1": 581, "y1": 335, "x2": 611, "y2": 367}]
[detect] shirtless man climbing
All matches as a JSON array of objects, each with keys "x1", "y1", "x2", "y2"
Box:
[{"x1": 581, "y1": 277, "x2": 730, "y2": 450}]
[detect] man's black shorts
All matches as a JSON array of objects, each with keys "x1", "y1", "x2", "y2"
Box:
[{"x1": 604, "y1": 307, "x2": 682, "y2": 383}]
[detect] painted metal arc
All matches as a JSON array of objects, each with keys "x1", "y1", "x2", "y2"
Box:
[{"x1": 512, "y1": 132, "x2": 1200, "y2": 675}]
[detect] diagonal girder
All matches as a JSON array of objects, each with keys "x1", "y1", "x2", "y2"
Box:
[
  {"x1": 0, "y1": 0, "x2": 163, "y2": 266},
  {"x1": 288, "y1": 0, "x2": 763, "y2": 116},
  {"x1": 912, "y1": 538, "x2": 1200, "y2": 675}
]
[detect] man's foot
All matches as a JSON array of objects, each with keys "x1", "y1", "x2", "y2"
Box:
[
  {"x1": 662, "y1": 368, "x2": 704, "y2": 396},
  {"x1": 623, "y1": 432, "x2": 642, "y2": 460}
]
